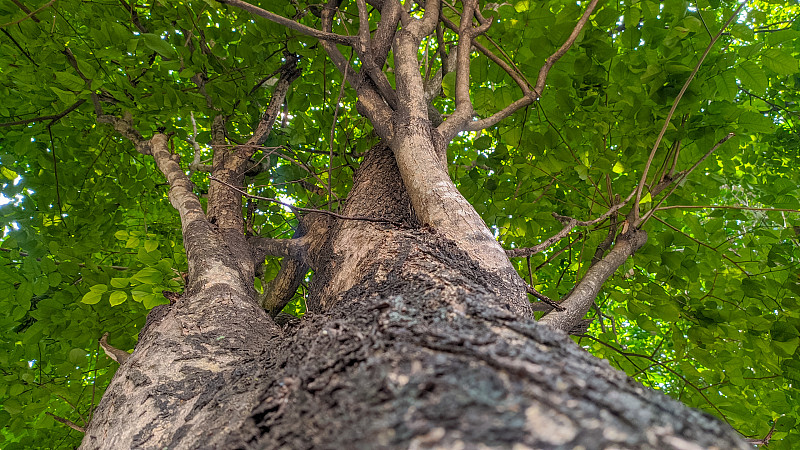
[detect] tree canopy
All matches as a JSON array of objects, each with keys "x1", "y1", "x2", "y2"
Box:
[{"x1": 1, "y1": 0, "x2": 799, "y2": 447}]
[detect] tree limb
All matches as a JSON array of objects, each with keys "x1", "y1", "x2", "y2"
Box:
[
  {"x1": 216, "y1": 0, "x2": 357, "y2": 46},
  {"x1": 632, "y1": 0, "x2": 748, "y2": 220},
  {"x1": 539, "y1": 229, "x2": 648, "y2": 333},
  {"x1": 458, "y1": 0, "x2": 600, "y2": 134}
]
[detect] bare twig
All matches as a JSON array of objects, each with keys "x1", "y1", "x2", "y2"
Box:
[
  {"x1": 1, "y1": 99, "x2": 86, "y2": 127},
  {"x1": 526, "y1": 284, "x2": 564, "y2": 311},
  {"x1": 209, "y1": 176, "x2": 402, "y2": 225},
  {"x1": 638, "y1": 133, "x2": 736, "y2": 226},
  {"x1": 507, "y1": 191, "x2": 633, "y2": 258},
  {"x1": 46, "y1": 412, "x2": 85, "y2": 433}
]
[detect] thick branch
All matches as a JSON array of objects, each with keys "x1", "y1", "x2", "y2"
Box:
[
  {"x1": 437, "y1": 0, "x2": 478, "y2": 138},
  {"x1": 206, "y1": 59, "x2": 299, "y2": 232},
  {"x1": 354, "y1": 0, "x2": 399, "y2": 109},
  {"x1": 539, "y1": 229, "x2": 648, "y2": 333}
]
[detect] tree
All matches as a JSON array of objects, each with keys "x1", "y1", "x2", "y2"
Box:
[{"x1": 1, "y1": 0, "x2": 799, "y2": 447}]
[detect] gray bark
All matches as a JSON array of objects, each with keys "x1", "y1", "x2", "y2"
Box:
[{"x1": 80, "y1": 144, "x2": 748, "y2": 450}]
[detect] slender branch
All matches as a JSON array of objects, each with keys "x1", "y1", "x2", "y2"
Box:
[
  {"x1": 526, "y1": 284, "x2": 564, "y2": 311},
  {"x1": 655, "y1": 205, "x2": 800, "y2": 214},
  {"x1": 10, "y1": 0, "x2": 41, "y2": 22},
  {"x1": 441, "y1": 13, "x2": 531, "y2": 94},
  {"x1": 461, "y1": 0, "x2": 600, "y2": 133},
  {"x1": 216, "y1": 0, "x2": 356, "y2": 45},
  {"x1": 506, "y1": 191, "x2": 633, "y2": 258},
  {"x1": 1, "y1": 0, "x2": 57, "y2": 29},
  {"x1": 46, "y1": 412, "x2": 85, "y2": 433},
  {"x1": 0, "y1": 247, "x2": 128, "y2": 271},
  {"x1": 1, "y1": 99, "x2": 86, "y2": 127},
  {"x1": 651, "y1": 215, "x2": 749, "y2": 276},
  {"x1": 633, "y1": 0, "x2": 748, "y2": 219},
  {"x1": 118, "y1": 0, "x2": 148, "y2": 33},
  {"x1": 638, "y1": 132, "x2": 736, "y2": 226},
  {"x1": 209, "y1": 176, "x2": 402, "y2": 225}
]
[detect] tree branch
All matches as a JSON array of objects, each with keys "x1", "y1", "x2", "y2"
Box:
[
  {"x1": 1, "y1": 99, "x2": 86, "y2": 127},
  {"x1": 637, "y1": 132, "x2": 736, "y2": 226},
  {"x1": 506, "y1": 192, "x2": 633, "y2": 258},
  {"x1": 1, "y1": 0, "x2": 57, "y2": 29},
  {"x1": 318, "y1": 0, "x2": 395, "y2": 140},
  {"x1": 632, "y1": 0, "x2": 748, "y2": 220},
  {"x1": 216, "y1": 0, "x2": 356, "y2": 46},
  {"x1": 460, "y1": 0, "x2": 600, "y2": 134},
  {"x1": 539, "y1": 229, "x2": 648, "y2": 334},
  {"x1": 209, "y1": 176, "x2": 403, "y2": 225},
  {"x1": 46, "y1": 412, "x2": 85, "y2": 433}
]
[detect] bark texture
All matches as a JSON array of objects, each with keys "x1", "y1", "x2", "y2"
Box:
[{"x1": 80, "y1": 145, "x2": 748, "y2": 450}]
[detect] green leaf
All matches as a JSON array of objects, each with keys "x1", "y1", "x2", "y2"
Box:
[
  {"x1": 110, "y1": 277, "x2": 130, "y2": 288},
  {"x1": 762, "y1": 49, "x2": 799, "y2": 76},
  {"x1": 142, "y1": 34, "x2": 177, "y2": 58},
  {"x1": 737, "y1": 61, "x2": 768, "y2": 93},
  {"x1": 109, "y1": 291, "x2": 128, "y2": 306},
  {"x1": 54, "y1": 71, "x2": 86, "y2": 90},
  {"x1": 132, "y1": 267, "x2": 163, "y2": 285},
  {"x1": 81, "y1": 285, "x2": 108, "y2": 304}
]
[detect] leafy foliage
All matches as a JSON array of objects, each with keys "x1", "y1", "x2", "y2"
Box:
[{"x1": 1, "y1": 0, "x2": 799, "y2": 447}]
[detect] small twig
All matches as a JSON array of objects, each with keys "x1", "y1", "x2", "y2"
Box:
[
  {"x1": 0, "y1": 247, "x2": 128, "y2": 271},
  {"x1": 209, "y1": 176, "x2": 402, "y2": 226},
  {"x1": 654, "y1": 205, "x2": 800, "y2": 214},
  {"x1": 507, "y1": 192, "x2": 634, "y2": 258},
  {"x1": 0, "y1": 99, "x2": 86, "y2": 127},
  {"x1": 651, "y1": 215, "x2": 749, "y2": 276},
  {"x1": 526, "y1": 284, "x2": 564, "y2": 311},
  {"x1": 744, "y1": 422, "x2": 776, "y2": 446},
  {"x1": 1, "y1": 0, "x2": 57, "y2": 28},
  {"x1": 46, "y1": 412, "x2": 85, "y2": 433}
]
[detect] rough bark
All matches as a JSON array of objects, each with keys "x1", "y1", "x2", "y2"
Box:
[{"x1": 80, "y1": 144, "x2": 749, "y2": 450}]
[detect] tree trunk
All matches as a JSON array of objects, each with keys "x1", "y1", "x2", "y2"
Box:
[{"x1": 80, "y1": 144, "x2": 748, "y2": 449}]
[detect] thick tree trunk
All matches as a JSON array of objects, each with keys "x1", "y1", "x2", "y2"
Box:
[{"x1": 80, "y1": 145, "x2": 748, "y2": 449}]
